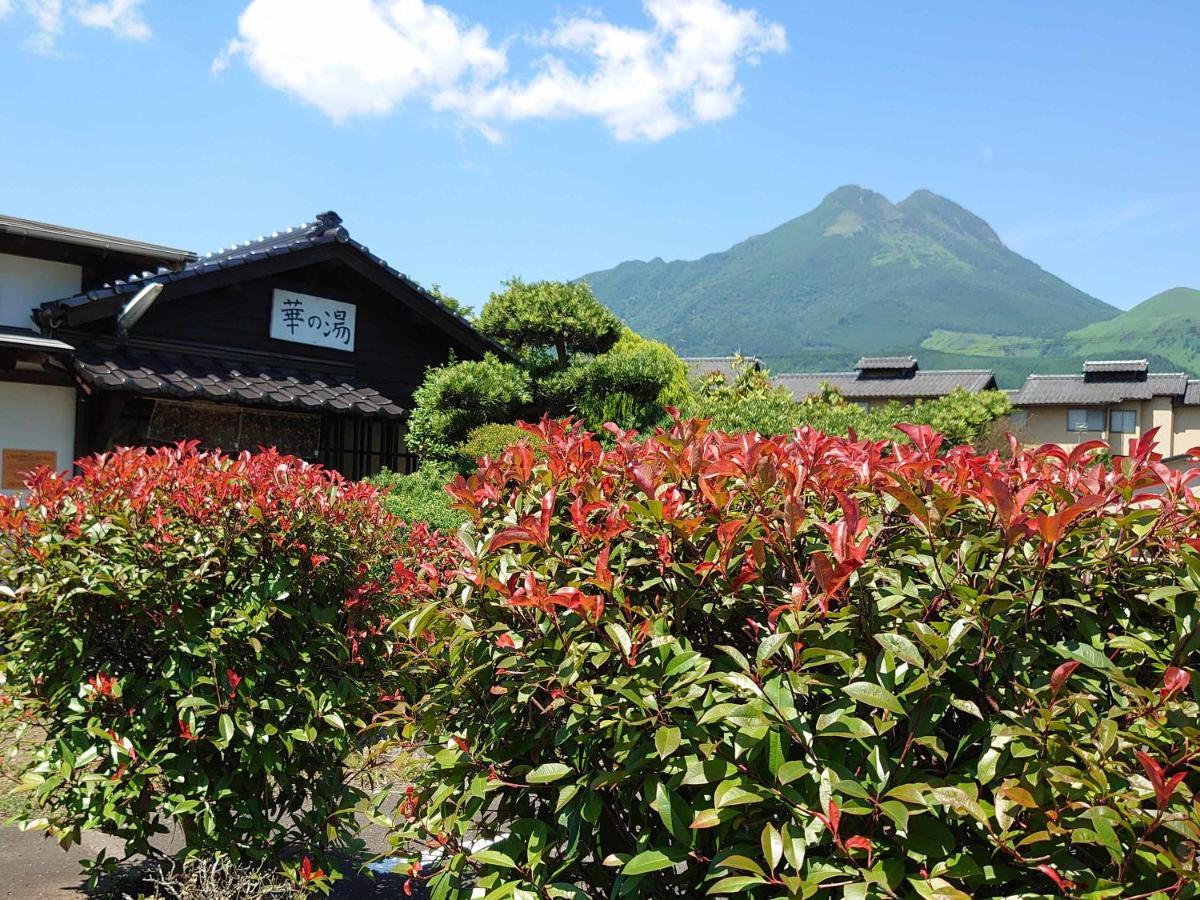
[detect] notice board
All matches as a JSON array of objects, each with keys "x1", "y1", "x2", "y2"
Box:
[{"x1": 2, "y1": 449, "x2": 57, "y2": 489}]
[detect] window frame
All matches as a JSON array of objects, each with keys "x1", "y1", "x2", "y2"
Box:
[
  {"x1": 1066, "y1": 407, "x2": 1105, "y2": 433},
  {"x1": 1109, "y1": 409, "x2": 1137, "y2": 435}
]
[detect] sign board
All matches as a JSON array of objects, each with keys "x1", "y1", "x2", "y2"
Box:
[
  {"x1": 2, "y1": 449, "x2": 57, "y2": 489},
  {"x1": 269, "y1": 289, "x2": 356, "y2": 352}
]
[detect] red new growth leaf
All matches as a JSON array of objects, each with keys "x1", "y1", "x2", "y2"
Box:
[
  {"x1": 1160, "y1": 666, "x2": 1191, "y2": 700},
  {"x1": 1136, "y1": 750, "x2": 1185, "y2": 809},
  {"x1": 178, "y1": 719, "x2": 197, "y2": 741},
  {"x1": 299, "y1": 856, "x2": 325, "y2": 883},
  {"x1": 1049, "y1": 660, "x2": 1080, "y2": 698},
  {"x1": 1036, "y1": 864, "x2": 1072, "y2": 894},
  {"x1": 225, "y1": 668, "x2": 242, "y2": 696},
  {"x1": 495, "y1": 633, "x2": 516, "y2": 649},
  {"x1": 844, "y1": 835, "x2": 872, "y2": 852}
]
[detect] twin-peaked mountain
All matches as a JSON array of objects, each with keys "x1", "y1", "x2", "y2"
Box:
[{"x1": 579, "y1": 186, "x2": 1198, "y2": 386}]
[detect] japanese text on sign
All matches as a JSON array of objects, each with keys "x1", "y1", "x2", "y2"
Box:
[{"x1": 269, "y1": 289, "x2": 356, "y2": 352}]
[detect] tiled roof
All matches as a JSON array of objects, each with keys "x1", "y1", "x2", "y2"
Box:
[
  {"x1": 775, "y1": 369, "x2": 995, "y2": 401},
  {"x1": 0, "y1": 212, "x2": 194, "y2": 264},
  {"x1": 1082, "y1": 359, "x2": 1149, "y2": 375},
  {"x1": 1011, "y1": 372, "x2": 1188, "y2": 406},
  {"x1": 0, "y1": 326, "x2": 73, "y2": 353},
  {"x1": 855, "y1": 355, "x2": 918, "y2": 371},
  {"x1": 683, "y1": 356, "x2": 763, "y2": 381},
  {"x1": 36, "y1": 212, "x2": 497, "y2": 352},
  {"x1": 1186, "y1": 380, "x2": 1200, "y2": 405},
  {"x1": 74, "y1": 342, "x2": 404, "y2": 418}
]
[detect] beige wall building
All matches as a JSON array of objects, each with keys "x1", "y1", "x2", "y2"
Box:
[{"x1": 1010, "y1": 360, "x2": 1200, "y2": 459}]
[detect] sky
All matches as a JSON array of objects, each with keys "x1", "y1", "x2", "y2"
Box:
[{"x1": 0, "y1": 0, "x2": 1197, "y2": 312}]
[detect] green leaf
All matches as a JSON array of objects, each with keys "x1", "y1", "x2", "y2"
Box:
[
  {"x1": 1057, "y1": 642, "x2": 1117, "y2": 672},
  {"x1": 322, "y1": 712, "x2": 345, "y2": 731},
  {"x1": 655, "y1": 726, "x2": 681, "y2": 759},
  {"x1": 621, "y1": 848, "x2": 683, "y2": 876},
  {"x1": 714, "y1": 778, "x2": 766, "y2": 809},
  {"x1": 604, "y1": 623, "x2": 632, "y2": 658},
  {"x1": 218, "y1": 714, "x2": 234, "y2": 744},
  {"x1": 471, "y1": 848, "x2": 518, "y2": 869},
  {"x1": 874, "y1": 633, "x2": 925, "y2": 668},
  {"x1": 776, "y1": 760, "x2": 808, "y2": 784},
  {"x1": 708, "y1": 876, "x2": 767, "y2": 894},
  {"x1": 690, "y1": 808, "x2": 722, "y2": 829},
  {"x1": 761, "y1": 822, "x2": 783, "y2": 872},
  {"x1": 526, "y1": 763, "x2": 573, "y2": 784},
  {"x1": 843, "y1": 681, "x2": 905, "y2": 715}
]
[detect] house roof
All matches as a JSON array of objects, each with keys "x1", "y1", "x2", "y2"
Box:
[
  {"x1": 1082, "y1": 359, "x2": 1149, "y2": 375},
  {"x1": 775, "y1": 368, "x2": 996, "y2": 401},
  {"x1": 35, "y1": 211, "x2": 505, "y2": 358},
  {"x1": 0, "y1": 212, "x2": 194, "y2": 265},
  {"x1": 0, "y1": 326, "x2": 74, "y2": 354},
  {"x1": 682, "y1": 356, "x2": 763, "y2": 381},
  {"x1": 73, "y1": 342, "x2": 405, "y2": 418},
  {"x1": 855, "y1": 355, "x2": 918, "y2": 372},
  {"x1": 1011, "y1": 372, "x2": 1189, "y2": 406}
]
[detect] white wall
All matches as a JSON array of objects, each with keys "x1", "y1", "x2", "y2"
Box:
[
  {"x1": 0, "y1": 381, "x2": 76, "y2": 493},
  {"x1": 0, "y1": 252, "x2": 82, "y2": 329}
]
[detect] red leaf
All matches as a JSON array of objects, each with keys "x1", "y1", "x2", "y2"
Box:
[
  {"x1": 1160, "y1": 666, "x2": 1191, "y2": 700},
  {"x1": 1049, "y1": 660, "x2": 1080, "y2": 697},
  {"x1": 844, "y1": 835, "x2": 872, "y2": 852},
  {"x1": 495, "y1": 633, "x2": 516, "y2": 649},
  {"x1": 1136, "y1": 750, "x2": 1171, "y2": 808},
  {"x1": 1036, "y1": 863, "x2": 1070, "y2": 894}
]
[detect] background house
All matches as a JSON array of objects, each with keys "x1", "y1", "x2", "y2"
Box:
[
  {"x1": 1009, "y1": 359, "x2": 1200, "y2": 458},
  {"x1": 773, "y1": 356, "x2": 997, "y2": 409},
  {"x1": 0, "y1": 211, "x2": 498, "y2": 490}
]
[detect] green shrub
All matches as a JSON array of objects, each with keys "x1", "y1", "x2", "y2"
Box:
[
  {"x1": 407, "y1": 353, "x2": 532, "y2": 461},
  {"x1": 369, "y1": 462, "x2": 465, "y2": 533},
  {"x1": 383, "y1": 419, "x2": 1200, "y2": 898},
  {"x1": 456, "y1": 423, "x2": 544, "y2": 470},
  {"x1": 0, "y1": 445, "x2": 406, "y2": 884},
  {"x1": 685, "y1": 360, "x2": 806, "y2": 435},
  {"x1": 479, "y1": 278, "x2": 622, "y2": 367}
]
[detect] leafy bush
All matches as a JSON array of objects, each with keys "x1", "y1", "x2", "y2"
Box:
[
  {"x1": 407, "y1": 353, "x2": 533, "y2": 461},
  {"x1": 457, "y1": 423, "x2": 544, "y2": 470},
  {"x1": 688, "y1": 362, "x2": 1012, "y2": 447},
  {"x1": 479, "y1": 279, "x2": 622, "y2": 367},
  {"x1": 383, "y1": 419, "x2": 1200, "y2": 898},
  {"x1": 0, "y1": 445, "x2": 406, "y2": 881},
  {"x1": 369, "y1": 462, "x2": 465, "y2": 533}
]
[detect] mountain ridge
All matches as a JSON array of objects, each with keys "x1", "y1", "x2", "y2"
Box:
[{"x1": 579, "y1": 185, "x2": 1118, "y2": 381}]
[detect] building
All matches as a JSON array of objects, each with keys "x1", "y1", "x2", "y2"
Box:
[
  {"x1": 1009, "y1": 360, "x2": 1200, "y2": 457},
  {"x1": 682, "y1": 355, "x2": 763, "y2": 382},
  {"x1": 774, "y1": 356, "x2": 997, "y2": 409},
  {"x1": 0, "y1": 211, "x2": 500, "y2": 491}
]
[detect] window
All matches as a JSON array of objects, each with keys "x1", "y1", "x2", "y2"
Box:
[
  {"x1": 1066, "y1": 408, "x2": 1104, "y2": 432},
  {"x1": 1109, "y1": 409, "x2": 1137, "y2": 434}
]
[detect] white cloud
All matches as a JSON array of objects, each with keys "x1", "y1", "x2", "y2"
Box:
[
  {"x1": 218, "y1": 0, "x2": 786, "y2": 141},
  {"x1": 9, "y1": 0, "x2": 150, "y2": 52}
]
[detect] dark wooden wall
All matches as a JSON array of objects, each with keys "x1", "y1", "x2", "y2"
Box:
[{"x1": 68, "y1": 256, "x2": 478, "y2": 409}]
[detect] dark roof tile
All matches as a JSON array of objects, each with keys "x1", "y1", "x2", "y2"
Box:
[
  {"x1": 1012, "y1": 372, "x2": 1187, "y2": 405},
  {"x1": 74, "y1": 343, "x2": 404, "y2": 419},
  {"x1": 775, "y1": 368, "x2": 995, "y2": 400}
]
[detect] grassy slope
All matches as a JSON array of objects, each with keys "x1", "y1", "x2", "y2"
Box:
[{"x1": 1064, "y1": 288, "x2": 1200, "y2": 373}]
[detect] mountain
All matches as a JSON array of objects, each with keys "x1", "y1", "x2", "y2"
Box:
[
  {"x1": 579, "y1": 186, "x2": 1119, "y2": 381},
  {"x1": 1066, "y1": 288, "x2": 1200, "y2": 372}
]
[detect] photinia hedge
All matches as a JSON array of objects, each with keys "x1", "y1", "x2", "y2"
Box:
[
  {"x1": 383, "y1": 417, "x2": 1200, "y2": 898},
  {"x1": 0, "y1": 444, "x2": 407, "y2": 884}
]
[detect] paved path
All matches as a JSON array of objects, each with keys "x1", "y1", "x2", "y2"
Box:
[{"x1": 0, "y1": 826, "x2": 428, "y2": 898}]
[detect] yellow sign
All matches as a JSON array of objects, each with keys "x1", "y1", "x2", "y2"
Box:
[{"x1": 2, "y1": 449, "x2": 57, "y2": 489}]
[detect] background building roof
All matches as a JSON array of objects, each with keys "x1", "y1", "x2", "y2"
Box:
[
  {"x1": 1011, "y1": 371, "x2": 1189, "y2": 405},
  {"x1": 0, "y1": 213, "x2": 194, "y2": 265},
  {"x1": 775, "y1": 368, "x2": 995, "y2": 401}
]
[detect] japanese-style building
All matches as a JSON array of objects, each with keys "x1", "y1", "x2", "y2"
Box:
[{"x1": 0, "y1": 211, "x2": 501, "y2": 490}]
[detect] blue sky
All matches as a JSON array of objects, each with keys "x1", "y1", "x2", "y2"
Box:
[{"x1": 1, "y1": 0, "x2": 1196, "y2": 311}]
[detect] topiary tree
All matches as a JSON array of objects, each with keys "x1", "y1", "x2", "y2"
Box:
[
  {"x1": 478, "y1": 278, "x2": 622, "y2": 368},
  {"x1": 0, "y1": 444, "x2": 413, "y2": 887},
  {"x1": 382, "y1": 419, "x2": 1200, "y2": 898},
  {"x1": 407, "y1": 353, "x2": 532, "y2": 461}
]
